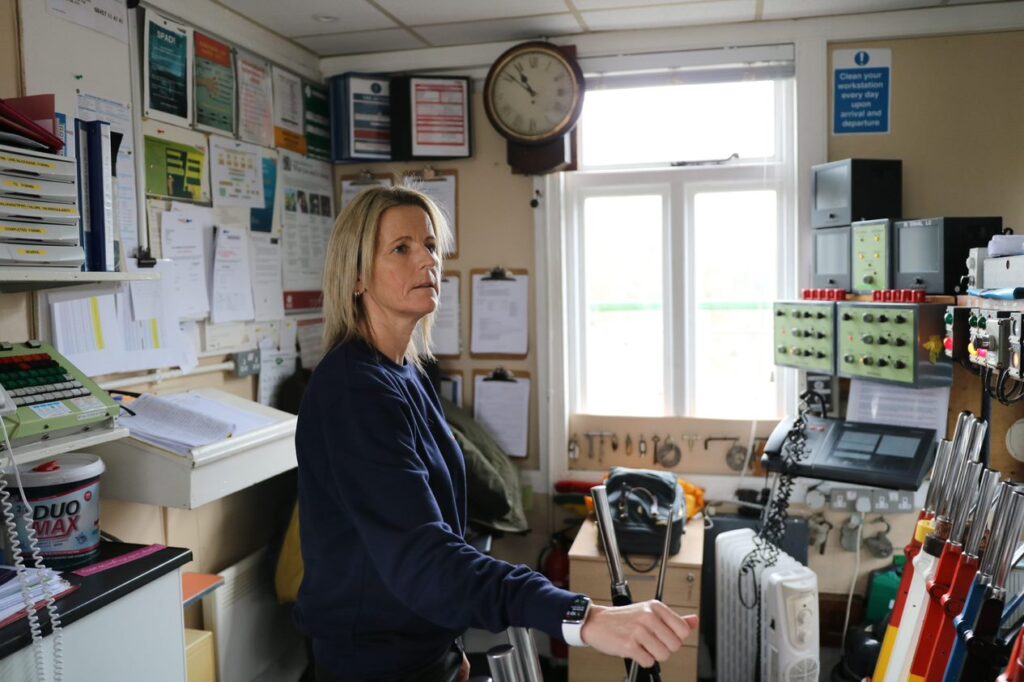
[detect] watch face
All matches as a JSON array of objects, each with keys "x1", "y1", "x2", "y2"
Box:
[
  {"x1": 485, "y1": 43, "x2": 584, "y2": 143},
  {"x1": 564, "y1": 595, "x2": 591, "y2": 623}
]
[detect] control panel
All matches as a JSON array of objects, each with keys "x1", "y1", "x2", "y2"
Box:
[
  {"x1": 837, "y1": 302, "x2": 951, "y2": 387},
  {"x1": 944, "y1": 306, "x2": 970, "y2": 360},
  {"x1": 0, "y1": 340, "x2": 118, "y2": 448},
  {"x1": 967, "y1": 309, "x2": 1012, "y2": 369},
  {"x1": 773, "y1": 302, "x2": 835, "y2": 374},
  {"x1": 851, "y1": 219, "x2": 892, "y2": 294},
  {"x1": 1010, "y1": 313, "x2": 1024, "y2": 379}
]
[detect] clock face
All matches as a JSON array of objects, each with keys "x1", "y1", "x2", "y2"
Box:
[{"x1": 484, "y1": 43, "x2": 585, "y2": 144}]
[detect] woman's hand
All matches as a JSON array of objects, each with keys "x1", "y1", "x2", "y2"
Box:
[
  {"x1": 457, "y1": 652, "x2": 470, "y2": 682},
  {"x1": 580, "y1": 601, "x2": 698, "y2": 669}
]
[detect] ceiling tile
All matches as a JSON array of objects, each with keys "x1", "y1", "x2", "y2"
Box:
[
  {"x1": 295, "y1": 28, "x2": 427, "y2": 56},
  {"x1": 217, "y1": 0, "x2": 396, "y2": 37},
  {"x1": 415, "y1": 14, "x2": 582, "y2": 47},
  {"x1": 375, "y1": 0, "x2": 572, "y2": 25},
  {"x1": 762, "y1": 0, "x2": 935, "y2": 20},
  {"x1": 573, "y1": 0, "x2": 705, "y2": 10},
  {"x1": 582, "y1": 0, "x2": 756, "y2": 30}
]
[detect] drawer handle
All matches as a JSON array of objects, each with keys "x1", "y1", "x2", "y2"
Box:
[{"x1": 686, "y1": 574, "x2": 695, "y2": 583}]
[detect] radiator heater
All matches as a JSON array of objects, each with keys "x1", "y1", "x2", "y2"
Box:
[{"x1": 716, "y1": 528, "x2": 820, "y2": 682}]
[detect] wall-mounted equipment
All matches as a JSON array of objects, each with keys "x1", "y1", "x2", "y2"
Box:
[
  {"x1": 811, "y1": 158, "x2": 902, "y2": 229},
  {"x1": 851, "y1": 218, "x2": 894, "y2": 294},
  {"x1": 967, "y1": 308, "x2": 1012, "y2": 369},
  {"x1": 774, "y1": 301, "x2": 836, "y2": 374},
  {"x1": 1009, "y1": 313, "x2": 1024, "y2": 379},
  {"x1": 893, "y1": 216, "x2": 1003, "y2": 294},
  {"x1": 943, "y1": 306, "x2": 970, "y2": 360},
  {"x1": 981, "y1": 253, "x2": 1024, "y2": 290},
  {"x1": 812, "y1": 226, "x2": 852, "y2": 290},
  {"x1": 836, "y1": 302, "x2": 950, "y2": 387}
]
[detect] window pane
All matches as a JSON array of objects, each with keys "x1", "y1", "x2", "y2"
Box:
[
  {"x1": 582, "y1": 195, "x2": 664, "y2": 415},
  {"x1": 692, "y1": 190, "x2": 778, "y2": 419},
  {"x1": 581, "y1": 81, "x2": 776, "y2": 167}
]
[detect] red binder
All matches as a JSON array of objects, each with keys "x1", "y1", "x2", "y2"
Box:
[{"x1": 0, "y1": 95, "x2": 64, "y2": 152}]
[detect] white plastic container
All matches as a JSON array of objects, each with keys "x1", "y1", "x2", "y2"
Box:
[{"x1": 0, "y1": 453, "x2": 105, "y2": 568}]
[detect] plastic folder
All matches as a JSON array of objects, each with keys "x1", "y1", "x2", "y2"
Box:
[
  {"x1": 0, "y1": 241, "x2": 84, "y2": 267},
  {"x1": 0, "y1": 219, "x2": 79, "y2": 245},
  {"x1": 0, "y1": 173, "x2": 76, "y2": 204}
]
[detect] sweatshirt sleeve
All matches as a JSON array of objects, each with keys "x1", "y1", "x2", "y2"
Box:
[{"x1": 319, "y1": 372, "x2": 577, "y2": 638}]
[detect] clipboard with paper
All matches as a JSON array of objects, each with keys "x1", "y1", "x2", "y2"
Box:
[
  {"x1": 470, "y1": 267, "x2": 529, "y2": 358},
  {"x1": 401, "y1": 167, "x2": 458, "y2": 258},
  {"x1": 473, "y1": 368, "x2": 530, "y2": 458},
  {"x1": 339, "y1": 170, "x2": 393, "y2": 213}
]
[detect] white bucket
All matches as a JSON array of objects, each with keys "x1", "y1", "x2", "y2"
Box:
[{"x1": 0, "y1": 453, "x2": 105, "y2": 568}]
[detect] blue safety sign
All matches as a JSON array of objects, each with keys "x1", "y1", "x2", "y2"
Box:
[{"x1": 833, "y1": 48, "x2": 891, "y2": 135}]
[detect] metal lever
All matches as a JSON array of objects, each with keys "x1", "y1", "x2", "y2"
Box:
[
  {"x1": 487, "y1": 644, "x2": 523, "y2": 682},
  {"x1": 507, "y1": 628, "x2": 543, "y2": 682}
]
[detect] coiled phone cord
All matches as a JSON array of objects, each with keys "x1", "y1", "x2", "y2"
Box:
[{"x1": 0, "y1": 417, "x2": 63, "y2": 682}]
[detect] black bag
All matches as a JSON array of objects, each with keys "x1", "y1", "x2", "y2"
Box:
[{"x1": 605, "y1": 467, "x2": 685, "y2": 557}]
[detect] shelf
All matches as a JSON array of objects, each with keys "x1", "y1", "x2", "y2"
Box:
[
  {"x1": 2, "y1": 426, "x2": 130, "y2": 466},
  {"x1": 0, "y1": 269, "x2": 159, "y2": 293}
]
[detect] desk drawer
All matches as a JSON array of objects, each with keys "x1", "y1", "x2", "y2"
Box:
[
  {"x1": 570, "y1": 561, "x2": 701, "y2": 607},
  {"x1": 569, "y1": 643, "x2": 696, "y2": 682}
]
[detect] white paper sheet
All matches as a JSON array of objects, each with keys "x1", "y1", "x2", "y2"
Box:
[
  {"x1": 254, "y1": 320, "x2": 280, "y2": 350},
  {"x1": 280, "y1": 318, "x2": 298, "y2": 353},
  {"x1": 236, "y1": 53, "x2": 274, "y2": 147},
  {"x1": 470, "y1": 273, "x2": 529, "y2": 356},
  {"x1": 249, "y1": 233, "x2": 284, "y2": 321},
  {"x1": 402, "y1": 174, "x2": 457, "y2": 255},
  {"x1": 162, "y1": 392, "x2": 272, "y2": 437},
  {"x1": 296, "y1": 316, "x2": 325, "y2": 369},
  {"x1": 211, "y1": 226, "x2": 255, "y2": 323},
  {"x1": 846, "y1": 379, "x2": 951, "y2": 440},
  {"x1": 340, "y1": 177, "x2": 392, "y2": 213},
  {"x1": 160, "y1": 211, "x2": 210, "y2": 319},
  {"x1": 281, "y1": 151, "x2": 334, "y2": 309},
  {"x1": 47, "y1": 0, "x2": 128, "y2": 43},
  {"x1": 120, "y1": 393, "x2": 235, "y2": 455},
  {"x1": 209, "y1": 136, "x2": 264, "y2": 208},
  {"x1": 430, "y1": 274, "x2": 460, "y2": 356},
  {"x1": 272, "y1": 66, "x2": 304, "y2": 135},
  {"x1": 127, "y1": 258, "x2": 162, "y2": 321},
  {"x1": 474, "y1": 374, "x2": 530, "y2": 457},
  {"x1": 201, "y1": 321, "x2": 254, "y2": 353},
  {"x1": 51, "y1": 293, "x2": 123, "y2": 376},
  {"x1": 259, "y1": 350, "x2": 297, "y2": 406}
]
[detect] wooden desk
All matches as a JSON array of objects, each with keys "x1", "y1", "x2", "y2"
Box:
[{"x1": 568, "y1": 516, "x2": 703, "y2": 682}]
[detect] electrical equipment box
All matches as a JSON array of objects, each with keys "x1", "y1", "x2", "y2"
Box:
[
  {"x1": 982, "y1": 254, "x2": 1024, "y2": 291},
  {"x1": 812, "y1": 226, "x2": 852, "y2": 290},
  {"x1": 836, "y1": 302, "x2": 951, "y2": 387},
  {"x1": 774, "y1": 302, "x2": 836, "y2": 374},
  {"x1": 963, "y1": 247, "x2": 987, "y2": 293},
  {"x1": 1008, "y1": 313, "x2": 1024, "y2": 379},
  {"x1": 0, "y1": 340, "x2": 119, "y2": 448},
  {"x1": 851, "y1": 219, "x2": 893, "y2": 294},
  {"x1": 811, "y1": 159, "x2": 902, "y2": 229},
  {"x1": 967, "y1": 308, "x2": 1012, "y2": 369},
  {"x1": 763, "y1": 415, "x2": 937, "y2": 490},
  {"x1": 943, "y1": 306, "x2": 970, "y2": 360},
  {"x1": 894, "y1": 216, "x2": 1003, "y2": 294}
]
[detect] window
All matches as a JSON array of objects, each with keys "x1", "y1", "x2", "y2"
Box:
[{"x1": 564, "y1": 62, "x2": 796, "y2": 419}]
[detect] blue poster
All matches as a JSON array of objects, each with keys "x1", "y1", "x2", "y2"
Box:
[
  {"x1": 251, "y1": 155, "x2": 278, "y2": 233},
  {"x1": 147, "y1": 18, "x2": 189, "y2": 120},
  {"x1": 833, "y1": 49, "x2": 891, "y2": 135}
]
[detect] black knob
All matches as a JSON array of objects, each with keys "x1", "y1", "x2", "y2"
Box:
[
  {"x1": 803, "y1": 350, "x2": 813, "y2": 357},
  {"x1": 842, "y1": 313, "x2": 853, "y2": 321},
  {"x1": 895, "y1": 315, "x2": 907, "y2": 324},
  {"x1": 879, "y1": 314, "x2": 889, "y2": 323},
  {"x1": 861, "y1": 356, "x2": 874, "y2": 366},
  {"x1": 915, "y1": 278, "x2": 924, "y2": 284},
  {"x1": 816, "y1": 332, "x2": 826, "y2": 339},
  {"x1": 792, "y1": 310, "x2": 801, "y2": 318},
  {"x1": 863, "y1": 313, "x2": 874, "y2": 323},
  {"x1": 844, "y1": 354, "x2": 855, "y2": 363},
  {"x1": 894, "y1": 338, "x2": 906, "y2": 347},
  {"x1": 862, "y1": 335, "x2": 874, "y2": 344},
  {"x1": 895, "y1": 360, "x2": 906, "y2": 369},
  {"x1": 816, "y1": 312, "x2": 826, "y2": 320},
  {"x1": 803, "y1": 312, "x2": 812, "y2": 318},
  {"x1": 816, "y1": 351, "x2": 826, "y2": 359},
  {"x1": 777, "y1": 346, "x2": 788, "y2": 354},
  {"x1": 878, "y1": 359, "x2": 889, "y2": 367},
  {"x1": 878, "y1": 337, "x2": 888, "y2": 345},
  {"x1": 775, "y1": 310, "x2": 785, "y2": 317}
]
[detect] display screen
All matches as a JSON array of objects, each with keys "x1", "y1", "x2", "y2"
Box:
[
  {"x1": 816, "y1": 230, "x2": 850, "y2": 275},
  {"x1": 815, "y1": 165, "x2": 849, "y2": 211},
  {"x1": 877, "y1": 434, "x2": 920, "y2": 458},
  {"x1": 899, "y1": 223, "x2": 941, "y2": 272},
  {"x1": 836, "y1": 431, "x2": 880, "y2": 453}
]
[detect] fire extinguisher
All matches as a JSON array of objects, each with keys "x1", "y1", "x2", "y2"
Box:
[{"x1": 539, "y1": 528, "x2": 574, "y2": 661}]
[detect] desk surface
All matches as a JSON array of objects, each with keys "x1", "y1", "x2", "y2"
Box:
[
  {"x1": 0, "y1": 542, "x2": 192, "y2": 659},
  {"x1": 569, "y1": 516, "x2": 705, "y2": 568}
]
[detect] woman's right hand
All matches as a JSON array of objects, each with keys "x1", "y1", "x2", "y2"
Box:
[{"x1": 580, "y1": 600, "x2": 698, "y2": 668}]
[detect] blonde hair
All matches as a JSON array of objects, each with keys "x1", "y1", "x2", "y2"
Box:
[{"x1": 321, "y1": 185, "x2": 452, "y2": 367}]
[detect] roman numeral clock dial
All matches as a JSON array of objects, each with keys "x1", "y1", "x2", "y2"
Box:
[{"x1": 484, "y1": 41, "x2": 585, "y2": 173}]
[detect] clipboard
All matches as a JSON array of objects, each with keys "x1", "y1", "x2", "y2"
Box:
[
  {"x1": 469, "y1": 267, "x2": 529, "y2": 359},
  {"x1": 401, "y1": 168, "x2": 458, "y2": 259},
  {"x1": 339, "y1": 170, "x2": 394, "y2": 213},
  {"x1": 439, "y1": 370, "x2": 464, "y2": 408},
  {"x1": 472, "y1": 368, "x2": 531, "y2": 458},
  {"x1": 431, "y1": 270, "x2": 461, "y2": 358}
]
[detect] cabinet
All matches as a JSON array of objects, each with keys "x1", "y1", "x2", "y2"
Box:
[{"x1": 568, "y1": 517, "x2": 704, "y2": 682}]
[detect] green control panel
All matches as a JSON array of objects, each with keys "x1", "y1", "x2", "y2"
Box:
[
  {"x1": 773, "y1": 301, "x2": 835, "y2": 374},
  {"x1": 943, "y1": 306, "x2": 969, "y2": 360},
  {"x1": 851, "y1": 219, "x2": 892, "y2": 294},
  {"x1": 837, "y1": 303, "x2": 951, "y2": 386},
  {"x1": 967, "y1": 308, "x2": 1012, "y2": 369}
]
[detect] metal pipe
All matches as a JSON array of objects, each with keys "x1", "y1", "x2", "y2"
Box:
[
  {"x1": 655, "y1": 495, "x2": 680, "y2": 601},
  {"x1": 591, "y1": 486, "x2": 628, "y2": 589},
  {"x1": 990, "y1": 490, "x2": 1024, "y2": 596},
  {"x1": 925, "y1": 440, "x2": 953, "y2": 515},
  {"x1": 938, "y1": 417, "x2": 981, "y2": 522},
  {"x1": 507, "y1": 628, "x2": 543, "y2": 682},
  {"x1": 487, "y1": 644, "x2": 523, "y2": 682},
  {"x1": 979, "y1": 483, "x2": 1016, "y2": 581},
  {"x1": 949, "y1": 461, "x2": 983, "y2": 544},
  {"x1": 966, "y1": 419, "x2": 989, "y2": 463},
  {"x1": 963, "y1": 469, "x2": 1002, "y2": 556},
  {"x1": 98, "y1": 361, "x2": 235, "y2": 390}
]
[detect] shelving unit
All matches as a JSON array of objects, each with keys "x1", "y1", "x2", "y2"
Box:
[
  {"x1": 2, "y1": 425, "x2": 129, "y2": 467},
  {"x1": 0, "y1": 268, "x2": 159, "y2": 293}
]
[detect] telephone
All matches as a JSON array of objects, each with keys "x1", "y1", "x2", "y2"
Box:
[{"x1": 0, "y1": 340, "x2": 119, "y2": 451}]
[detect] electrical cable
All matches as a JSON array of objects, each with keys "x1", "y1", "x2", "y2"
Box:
[
  {"x1": 0, "y1": 418, "x2": 63, "y2": 682},
  {"x1": 841, "y1": 519, "x2": 863, "y2": 647}
]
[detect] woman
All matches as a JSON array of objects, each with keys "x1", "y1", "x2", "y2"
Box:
[{"x1": 295, "y1": 186, "x2": 697, "y2": 682}]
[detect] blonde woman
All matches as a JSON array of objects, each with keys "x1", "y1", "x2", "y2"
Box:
[{"x1": 295, "y1": 186, "x2": 697, "y2": 682}]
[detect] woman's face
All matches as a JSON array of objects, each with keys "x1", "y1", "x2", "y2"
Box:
[{"x1": 363, "y1": 204, "x2": 440, "y2": 324}]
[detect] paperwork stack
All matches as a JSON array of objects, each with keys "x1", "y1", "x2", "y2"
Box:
[{"x1": 0, "y1": 143, "x2": 83, "y2": 269}]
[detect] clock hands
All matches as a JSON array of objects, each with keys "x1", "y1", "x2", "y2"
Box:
[
  {"x1": 502, "y1": 72, "x2": 537, "y2": 98},
  {"x1": 512, "y1": 62, "x2": 538, "y2": 97}
]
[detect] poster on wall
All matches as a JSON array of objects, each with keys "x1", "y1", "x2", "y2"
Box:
[
  {"x1": 194, "y1": 31, "x2": 236, "y2": 135},
  {"x1": 250, "y1": 148, "x2": 278, "y2": 233},
  {"x1": 237, "y1": 53, "x2": 274, "y2": 148},
  {"x1": 143, "y1": 12, "x2": 192, "y2": 128},
  {"x1": 144, "y1": 135, "x2": 206, "y2": 202},
  {"x1": 47, "y1": 0, "x2": 128, "y2": 43},
  {"x1": 209, "y1": 136, "x2": 264, "y2": 208},
  {"x1": 280, "y1": 151, "x2": 333, "y2": 311},
  {"x1": 410, "y1": 77, "x2": 470, "y2": 158},
  {"x1": 833, "y1": 48, "x2": 891, "y2": 135},
  {"x1": 273, "y1": 66, "x2": 306, "y2": 154},
  {"x1": 329, "y1": 74, "x2": 391, "y2": 161},
  {"x1": 303, "y1": 81, "x2": 330, "y2": 161}
]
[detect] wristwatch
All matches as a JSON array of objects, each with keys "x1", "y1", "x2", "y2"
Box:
[{"x1": 561, "y1": 594, "x2": 592, "y2": 647}]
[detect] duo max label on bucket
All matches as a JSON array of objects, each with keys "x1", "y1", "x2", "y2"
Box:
[{"x1": 2, "y1": 453, "x2": 105, "y2": 568}]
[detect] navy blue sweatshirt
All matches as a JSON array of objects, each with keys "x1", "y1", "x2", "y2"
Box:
[{"x1": 295, "y1": 338, "x2": 578, "y2": 679}]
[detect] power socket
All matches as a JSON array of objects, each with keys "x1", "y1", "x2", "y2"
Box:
[{"x1": 233, "y1": 349, "x2": 260, "y2": 377}]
